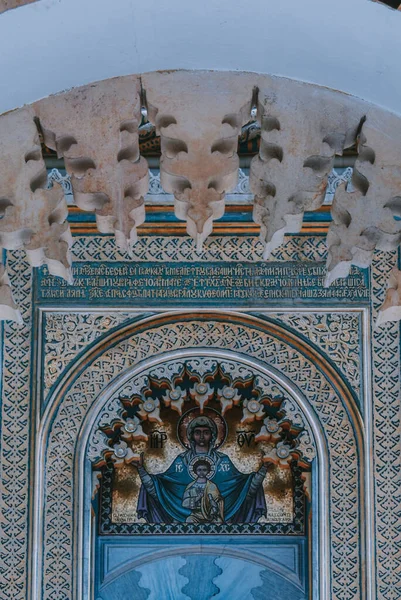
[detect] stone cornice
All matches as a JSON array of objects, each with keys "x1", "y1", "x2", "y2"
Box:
[{"x1": 0, "y1": 71, "x2": 400, "y2": 322}]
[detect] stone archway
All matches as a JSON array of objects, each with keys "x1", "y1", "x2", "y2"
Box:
[{"x1": 33, "y1": 311, "x2": 364, "y2": 600}]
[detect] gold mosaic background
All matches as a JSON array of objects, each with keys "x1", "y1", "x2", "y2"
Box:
[{"x1": 112, "y1": 401, "x2": 294, "y2": 523}]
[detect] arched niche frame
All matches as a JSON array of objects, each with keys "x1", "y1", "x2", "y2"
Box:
[
  {"x1": 32, "y1": 312, "x2": 364, "y2": 600},
  {"x1": 87, "y1": 352, "x2": 317, "y2": 600}
]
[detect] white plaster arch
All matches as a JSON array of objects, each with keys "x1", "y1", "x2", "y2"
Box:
[
  {"x1": 32, "y1": 311, "x2": 365, "y2": 600},
  {"x1": 0, "y1": 0, "x2": 400, "y2": 116}
]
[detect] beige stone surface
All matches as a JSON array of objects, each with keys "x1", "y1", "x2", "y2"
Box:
[
  {"x1": 0, "y1": 106, "x2": 72, "y2": 283},
  {"x1": 34, "y1": 76, "x2": 148, "y2": 253},
  {"x1": 143, "y1": 71, "x2": 255, "y2": 251},
  {"x1": 377, "y1": 267, "x2": 401, "y2": 325},
  {"x1": 0, "y1": 264, "x2": 21, "y2": 322},
  {"x1": 326, "y1": 112, "x2": 401, "y2": 284},
  {"x1": 0, "y1": 0, "x2": 37, "y2": 14},
  {"x1": 249, "y1": 78, "x2": 364, "y2": 259}
]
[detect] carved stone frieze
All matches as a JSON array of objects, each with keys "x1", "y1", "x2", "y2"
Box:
[
  {"x1": 371, "y1": 249, "x2": 401, "y2": 598},
  {"x1": 275, "y1": 312, "x2": 361, "y2": 394},
  {"x1": 0, "y1": 250, "x2": 32, "y2": 599},
  {"x1": 143, "y1": 71, "x2": 255, "y2": 250},
  {"x1": 326, "y1": 116, "x2": 401, "y2": 285},
  {"x1": 0, "y1": 72, "x2": 401, "y2": 320},
  {"x1": 70, "y1": 234, "x2": 327, "y2": 263},
  {"x1": 34, "y1": 76, "x2": 149, "y2": 253}
]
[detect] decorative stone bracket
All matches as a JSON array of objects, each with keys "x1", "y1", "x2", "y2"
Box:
[
  {"x1": 377, "y1": 267, "x2": 401, "y2": 326},
  {"x1": 1, "y1": 71, "x2": 401, "y2": 322},
  {"x1": 326, "y1": 116, "x2": 401, "y2": 286},
  {"x1": 0, "y1": 106, "x2": 72, "y2": 319},
  {"x1": 144, "y1": 71, "x2": 255, "y2": 251},
  {"x1": 249, "y1": 79, "x2": 363, "y2": 259},
  {"x1": 34, "y1": 76, "x2": 149, "y2": 253}
]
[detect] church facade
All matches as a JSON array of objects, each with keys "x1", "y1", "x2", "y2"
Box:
[{"x1": 0, "y1": 2, "x2": 401, "y2": 599}]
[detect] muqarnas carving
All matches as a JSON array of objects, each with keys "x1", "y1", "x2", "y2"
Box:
[
  {"x1": 34, "y1": 76, "x2": 149, "y2": 252},
  {"x1": 143, "y1": 71, "x2": 255, "y2": 251},
  {"x1": 249, "y1": 80, "x2": 363, "y2": 259},
  {"x1": 326, "y1": 115, "x2": 401, "y2": 285},
  {"x1": 0, "y1": 107, "x2": 72, "y2": 320}
]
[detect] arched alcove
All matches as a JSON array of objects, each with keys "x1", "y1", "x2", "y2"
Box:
[
  {"x1": 85, "y1": 351, "x2": 318, "y2": 599},
  {"x1": 32, "y1": 311, "x2": 364, "y2": 600}
]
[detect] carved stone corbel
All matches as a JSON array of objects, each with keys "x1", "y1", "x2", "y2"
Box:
[
  {"x1": 377, "y1": 267, "x2": 401, "y2": 326},
  {"x1": 34, "y1": 76, "x2": 149, "y2": 253},
  {"x1": 0, "y1": 264, "x2": 22, "y2": 323},
  {"x1": 0, "y1": 107, "x2": 72, "y2": 284},
  {"x1": 249, "y1": 80, "x2": 363, "y2": 259},
  {"x1": 143, "y1": 71, "x2": 255, "y2": 251},
  {"x1": 326, "y1": 115, "x2": 401, "y2": 285}
]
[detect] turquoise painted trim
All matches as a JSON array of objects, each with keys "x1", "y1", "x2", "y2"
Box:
[{"x1": 67, "y1": 210, "x2": 332, "y2": 225}]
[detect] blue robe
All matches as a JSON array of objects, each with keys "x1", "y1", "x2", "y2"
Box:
[{"x1": 137, "y1": 451, "x2": 266, "y2": 524}]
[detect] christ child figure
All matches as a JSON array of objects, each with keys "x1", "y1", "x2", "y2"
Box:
[{"x1": 182, "y1": 458, "x2": 224, "y2": 524}]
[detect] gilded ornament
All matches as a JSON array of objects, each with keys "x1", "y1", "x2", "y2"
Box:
[
  {"x1": 217, "y1": 385, "x2": 241, "y2": 415},
  {"x1": 189, "y1": 382, "x2": 214, "y2": 413}
]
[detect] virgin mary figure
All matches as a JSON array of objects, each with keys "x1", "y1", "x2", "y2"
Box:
[{"x1": 136, "y1": 414, "x2": 269, "y2": 523}]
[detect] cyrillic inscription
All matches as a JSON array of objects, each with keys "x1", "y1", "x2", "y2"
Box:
[{"x1": 36, "y1": 261, "x2": 369, "y2": 306}]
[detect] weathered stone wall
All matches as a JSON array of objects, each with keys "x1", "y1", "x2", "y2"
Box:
[{"x1": 0, "y1": 0, "x2": 38, "y2": 14}]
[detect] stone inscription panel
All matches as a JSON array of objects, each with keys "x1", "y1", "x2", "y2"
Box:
[{"x1": 35, "y1": 261, "x2": 370, "y2": 307}]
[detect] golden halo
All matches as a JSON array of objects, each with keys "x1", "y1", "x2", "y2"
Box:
[{"x1": 177, "y1": 407, "x2": 228, "y2": 449}]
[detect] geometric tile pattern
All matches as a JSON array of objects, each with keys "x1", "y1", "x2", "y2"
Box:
[
  {"x1": 371, "y1": 249, "x2": 401, "y2": 600},
  {"x1": 0, "y1": 251, "x2": 32, "y2": 600},
  {"x1": 42, "y1": 311, "x2": 134, "y2": 398},
  {"x1": 70, "y1": 235, "x2": 328, "y2": 264},
  {"x1": 275, "y1": 312, "x2": 361, "y2": 396}
]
